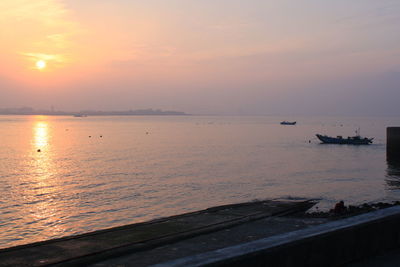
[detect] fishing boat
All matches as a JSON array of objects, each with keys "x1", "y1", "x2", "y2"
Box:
[
  {"x1": 280, "y1": 121, "x2": 296, "y2": 125},
  {"x1": 316, "y1": 129, "x2": 373, "y2": 145}
]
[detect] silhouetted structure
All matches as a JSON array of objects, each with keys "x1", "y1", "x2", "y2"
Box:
[
  {"x1": 0, "y1": 107, "x2": 188, "y2": 116},
  {"x1": 387, "y1": 127, "x2": 400, "y2": 158},
  {"x1": 386, "y1": 127, "x2": 400, "y2": 188}
]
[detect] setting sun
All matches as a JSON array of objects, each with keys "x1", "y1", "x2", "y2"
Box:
[{"x1": 36, "y1": 60, "x2": 46, "y2": 70}]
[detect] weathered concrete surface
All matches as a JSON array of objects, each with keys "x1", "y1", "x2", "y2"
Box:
[
  {"x1": 0, "y1": 199, "x2": 315, "y2": 267},
  {"x1": 92, "y1": 216, "x2": 327, "y2": 267},
  {"x1": 153, "y1": 206, "x2": 400, "y2": 267},
  {"x1": 387, "y1": 127, "x2": 400, "y2": 158}
]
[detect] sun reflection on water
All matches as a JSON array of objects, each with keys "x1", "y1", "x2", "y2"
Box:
[
  {"x1": 24, "y1": 116, "x2": 67, "y2": 240},
  {"x1": 31, "y1": 117, "x2": 52, "y2": 177},
  {"x1": 33, "y1": 120, "x2": 49, "y2": 149}
]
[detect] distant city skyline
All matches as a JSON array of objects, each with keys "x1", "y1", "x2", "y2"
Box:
[
  {"x1": 1, "y1": 1, "x2": 400, "y2": 116},
  {"x1": 0, "y1": 106, "x2": 187, "y2": 116}
]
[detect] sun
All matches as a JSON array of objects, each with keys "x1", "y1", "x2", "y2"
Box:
[{"x1": 36, "y1": 60, "x2": 47, "y2": 70}]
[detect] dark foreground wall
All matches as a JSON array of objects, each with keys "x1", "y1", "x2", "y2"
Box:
[
  {"x1": 387, "y1": 127, "x2": 400, "y2": 158},
  {"x1": 155, "y1": 206, "x2": 400, "y2": 267}
]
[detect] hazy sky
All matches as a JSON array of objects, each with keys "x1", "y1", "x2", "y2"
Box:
[{"x1": 1, "y1": 0, "x2": 399, "y2": 115}]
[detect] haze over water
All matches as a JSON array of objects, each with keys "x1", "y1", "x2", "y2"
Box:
[{"x1": 1, "y1": 115, "x2": 400, "y2": 248}]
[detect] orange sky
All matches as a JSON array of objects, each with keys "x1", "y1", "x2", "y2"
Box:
[{"x1": 1, "y1": 0, "x2": 400, "y2": 115}]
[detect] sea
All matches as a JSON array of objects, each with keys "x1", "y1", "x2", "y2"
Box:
[{"x1": 0, "y1": 115, "x2": 400, "y2": 248}]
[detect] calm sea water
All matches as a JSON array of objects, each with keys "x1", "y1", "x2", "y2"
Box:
[{"x1": 0, "y1": 115, "x2": 400, "y2": 248}]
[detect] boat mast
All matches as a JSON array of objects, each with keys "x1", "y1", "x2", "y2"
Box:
[{"x1": 355, "y1": 127, "x2": 360, "y2": 137}]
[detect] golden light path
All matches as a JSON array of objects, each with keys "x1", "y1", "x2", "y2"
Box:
[
  {"x1": 25, "y1": 116, "x2": 66, "y2": 240},
  {"x1": 34, "y1": 120, "x2": 49, "y2": 148}
]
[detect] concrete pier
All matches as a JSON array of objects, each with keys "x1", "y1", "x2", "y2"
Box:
[
  {"x1": 2, "y1": 199, "x2": 400, "y2": 267},
  {"x1": 0, "y1": 199, "x2": 316, "y2": 267},
  {"x1": 387, "y1": 127, "x2": 400, "y2": 158},
  {"x1": 153, "y1": 206, "x2": 400, "y2": 267}
]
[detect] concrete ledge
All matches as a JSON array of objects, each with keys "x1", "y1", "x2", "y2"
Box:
[
  {"x1": 0, "y1": 199, "x2": 315, "y2": 267},
  {"x1": 153, "y1": 206, "x2": 400, "y2": 267}
]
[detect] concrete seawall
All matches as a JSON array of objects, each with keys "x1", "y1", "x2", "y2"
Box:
[
  {"x1": 155, "y1": 206, "x2": 400, "y2": 267},
  {"x1": 2, "y1": 200, "x2": 400, "y2": 266},
  {"x1": 0, "y1": 199, "x2": 316, "y2": 267}
]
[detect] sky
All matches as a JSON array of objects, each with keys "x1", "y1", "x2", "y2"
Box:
[{"x1": 0, "y1": 0, "x2": 399, "y2": 115}]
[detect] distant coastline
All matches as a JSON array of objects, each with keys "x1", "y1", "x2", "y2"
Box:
[{"x1": 0, "y1": 107, "x2": 189, "y2": 116}]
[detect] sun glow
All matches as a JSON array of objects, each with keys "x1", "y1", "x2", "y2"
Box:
[{"x1": 36, "y1": 60, "x2": 47, "y2": 70}]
